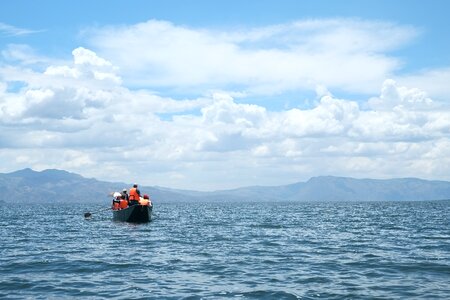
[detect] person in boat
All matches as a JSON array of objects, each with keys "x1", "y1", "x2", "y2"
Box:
[
  {"x1": 112, "y1": 192, "x2": 121, "y2": 210},
  {"x1": 121, "y1": 189, "x2": 129, "y2": 201},
  {"x1": 119, "y1": 195, "x2": 128, "y2": 209},
  {"x1": 139, "y1": 194, "x2": 152, "y2": 206},
  {"x1": 128, "y1": 183, "x2": 141, "y2": 206}
]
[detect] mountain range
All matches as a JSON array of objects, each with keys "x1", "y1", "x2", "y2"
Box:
[{"x1": 1, "y1": 168, "x2": 450, "y2": 204}]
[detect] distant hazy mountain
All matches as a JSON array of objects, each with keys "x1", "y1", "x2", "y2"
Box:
[
  {"x1": 0, "y1": 168, "x2": 200, "y2": 204},
  {"x1": 1, "y1": 168, "x2": 449, "y2": 204}
]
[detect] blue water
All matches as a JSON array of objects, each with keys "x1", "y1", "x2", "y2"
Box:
[{"x1": 1, "y1": 200, "x2": 449, "y2": 299}]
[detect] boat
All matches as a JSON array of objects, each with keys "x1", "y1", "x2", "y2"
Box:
[{"x1": 112, "y1": 204, "x2": 153, "y2": 223}]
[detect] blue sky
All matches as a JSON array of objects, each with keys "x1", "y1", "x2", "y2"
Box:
[
  {"x1": 2, "y1": 1, "x2": 450, "y2": 71},
  {"x1": 1, "y1": 0, "x2": 450, "y2": 190},
  {"x1": 2, "y1": 0, "x2": 449, "y2": 64}
]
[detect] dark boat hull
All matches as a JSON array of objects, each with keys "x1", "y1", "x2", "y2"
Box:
[{"x1": 112, "y1": 205, "x2": 152, "y2": 223}]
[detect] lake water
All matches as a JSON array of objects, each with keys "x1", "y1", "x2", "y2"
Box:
[{"x1": 0, "y1": 200, "x2": 449, "y2": 299}]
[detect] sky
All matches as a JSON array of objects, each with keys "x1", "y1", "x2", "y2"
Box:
[{"x1": 1, "y1": 0, "x2": 450, "y2": 190}]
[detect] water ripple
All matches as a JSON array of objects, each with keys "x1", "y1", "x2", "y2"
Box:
[{"x1": 0, "y1": 200, "x2": 449, "y2": 299}]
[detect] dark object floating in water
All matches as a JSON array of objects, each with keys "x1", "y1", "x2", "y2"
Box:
[
  {"x1": 113, "y1": 204, "x2": 152, "y2": 223},
  {"x1": 84, "y1": 212, "x2": 92, "y2": 218}
]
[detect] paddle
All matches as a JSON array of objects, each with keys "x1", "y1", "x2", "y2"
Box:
[
  {"x1": 84, "y1": 191, "x2": 121, "y2": 218},
  {"x1": 84, "y1": 207, "x2": 111, "y2": 219}
]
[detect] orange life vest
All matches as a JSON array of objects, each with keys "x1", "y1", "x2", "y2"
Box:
[
  {"x1": 139, "y1": 198, "x2": 149, "y2": 206},
  {"x1": 119, "y1": 199, "x2": 128, "y2": 209},
  {"x1": 129, "y1": 188, "x2": 140, "y2": 201}
]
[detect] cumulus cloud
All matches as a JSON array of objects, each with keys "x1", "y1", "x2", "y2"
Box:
[
  {"x1": 1, "y1": 41, "x2": 449, "y2": 189},
  {"x1": 83, "y1": 19, "x2": 418, "y2": 95},
  {"x1": 368, "y1": 79, "x2": 433, "y2": 111},
  {"x1": 44, "y1": 47, "x2": 122, "y2": 85},
  {"x1": 0, "y1": 48, "x2": 119, "y2": 123},
  {"x1": 396, "y1": 67, "x2": 450, "y2": 101}
]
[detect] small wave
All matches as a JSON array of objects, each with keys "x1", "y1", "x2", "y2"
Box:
[
  {"x1": 219, "y1": 290, "x2": 300, "y2": 299},
  {"x1": 1, "y1": 201, "x2": 449, "y2": 299}
]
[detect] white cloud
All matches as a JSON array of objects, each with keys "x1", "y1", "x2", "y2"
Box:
[
  {"x1": 83, "y1": 19, "x2": 417, "y2": 95},
  {"x1": 1, "y1": 37, "x2": 450, "y2": 189},
  {"x1": 396, "y1": 67, "x2": 450, "y2": 101},
  {"x1": 0, "y1": 23, "x2": 40, "y2": 36},
  {"x1": 278, "y1": 95, "x2": 360, "y2": 138},
  {"x1": 1, "y1": 44, "x2": 50, "y2": 65},
  {"x1": 44, "y1": 47, "x2": 122, "y2": 85},
  {"x1": 368, "y1": 79, "x2": 433, "y2": 111}
]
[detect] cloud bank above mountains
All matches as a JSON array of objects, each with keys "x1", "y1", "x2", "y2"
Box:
[{"x1": 1, "y1": 18, "x2": 449, "y2": 190}]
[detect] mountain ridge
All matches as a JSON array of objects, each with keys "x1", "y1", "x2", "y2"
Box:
[{"x1": 1, "y1": 168, "x2": 450, "y2": 203}]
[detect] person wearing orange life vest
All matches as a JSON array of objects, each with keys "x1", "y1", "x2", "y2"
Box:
[
  {"x1": 139, "y1": 194, "x2": 152, "y2": 206},
  {"x1": 119, "y1": 195, "x2": 128, "y2": 209},
  {"x1": 128, "y1": 183, "x2": 141, "y2": 206},
  {"x1": 111, "y1": 192, "x2": 121, "y2": 210},
  {"x1": 112, "y1": 199, "x2": 120, "y2": 210},
  {"x1": 121, "y1": 189, "x2": 129, "y2": 201}
]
